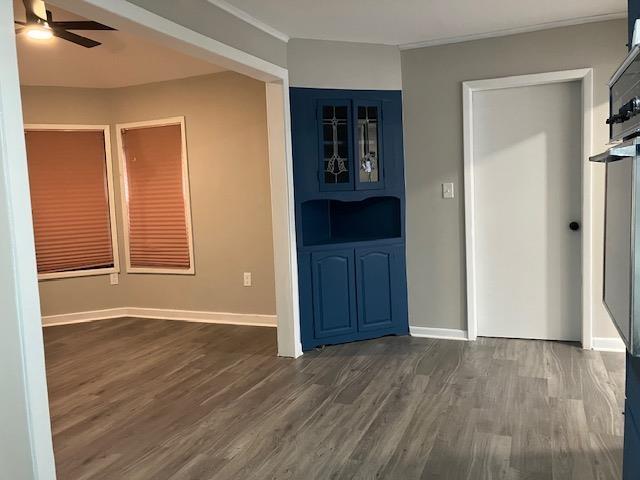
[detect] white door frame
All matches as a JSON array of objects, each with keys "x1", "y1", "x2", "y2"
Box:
[
  {"x1": 0, "y1": 1, "x2": 301, "y2": 478},
  {"x1": 0, "y1": 2, "x2": 56, "y2": 478},
  {"x1": 462, "y1": 68, "x2": 594, "y2": 348}
]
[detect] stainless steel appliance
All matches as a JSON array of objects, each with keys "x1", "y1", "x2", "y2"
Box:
[
  {"x1": 592, "y1": 140, "x2": 639, "y2": 354},
  {"x1": 609, "y1": 45, "x2": 640, "y2": 142},
  {"x1": 591, "y1": 44, "x2": 640, "y2": 355}
]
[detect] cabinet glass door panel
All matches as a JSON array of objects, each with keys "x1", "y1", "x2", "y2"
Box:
[
  {"x1": 318, "y1": 101, "x2": 353, "y2": 190},
  {"x1": 355, "y1": 100, "x2": 384, "y2": 190}
]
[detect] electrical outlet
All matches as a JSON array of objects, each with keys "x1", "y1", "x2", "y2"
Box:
[
  {"x1": 110, "y1": 273, "x2": 119, "y2": 285},
  {"x1": 243, "y1": 272, "x2": 252, "y2": 287}
]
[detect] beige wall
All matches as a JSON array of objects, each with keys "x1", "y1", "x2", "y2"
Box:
[
  {"x1": 21, "y1": 72, "x2": 276, "y2": 317},
  {"x1": 287, "y1": 38, "x2": 402, "y2": 90},
  {"x1": 401, "y1": 19, "x2": 627, "y2": 337}
]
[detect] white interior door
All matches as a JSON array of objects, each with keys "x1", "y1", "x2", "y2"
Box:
[{"x1": 472, "y1": 81, "x2": 582, "y2": 341}]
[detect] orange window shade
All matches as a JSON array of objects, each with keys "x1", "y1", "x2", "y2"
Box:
[
  {"x1": 122, "y1": 124, "x2": 191, "y2": 270},
  {"x1": 25, "y1": 130, "x2": 115, "y2": 274}
]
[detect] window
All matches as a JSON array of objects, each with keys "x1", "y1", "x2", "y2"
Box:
[
  {"x1": 116, "y1": 117, "x2": 194, "y2": 274},
  {"x1": 24, "y1": 125, "x2": 119, "y2": 280}
]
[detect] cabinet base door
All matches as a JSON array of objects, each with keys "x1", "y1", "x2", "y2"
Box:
[
  {"x1": 356, "y1": 245, "x2": 407, "y2": 333},
  {"x1": 624, "y1": 407, "x2": 640, "y2": 479},
  {"x1": 311, "y1": 249, "x2": 357, "y2": 339},
  {"x1": 625, "y1": 354, "x2": 640, "y2": 479}
]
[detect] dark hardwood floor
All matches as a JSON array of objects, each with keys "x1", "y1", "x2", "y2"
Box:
[{"x1": 44, "y1": 318, "x2": 625, "y2": 479}]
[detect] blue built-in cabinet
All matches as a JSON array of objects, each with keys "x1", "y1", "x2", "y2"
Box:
[
  {"x1": 291, "y1": 87, "x2": 409, "y2": 350},
  {"x1": 625, "y1": 354, "x2": 640, "y2": 479},
  {"x1": 623, "y1": 4, "x2": 640, "y2": 477}
]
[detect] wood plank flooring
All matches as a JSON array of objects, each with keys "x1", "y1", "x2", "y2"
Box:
[{"x1": 44, "y1": 318, "x2": 625, "y2": 479}]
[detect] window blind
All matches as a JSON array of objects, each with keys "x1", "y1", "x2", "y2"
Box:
[
  {"x1": 121, "y1": 123, "x2": 191, "y2": 270},
  {"x1": 25, "y1": 130, "x2": 115, "y2": 274}
]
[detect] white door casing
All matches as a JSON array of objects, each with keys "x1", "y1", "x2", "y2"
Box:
[
  {"x1": 463, "y1": 69, "x2": 594, "y2": 346},
  {"x1": 0, "y1": 1, "x2": 56, "y2": 478}
]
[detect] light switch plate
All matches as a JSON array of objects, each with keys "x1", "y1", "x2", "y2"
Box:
[
  {"x1": 243, "y1": 272, "x2": 252, "y2": 287},
  {"x1": 442, "y1": 182, "x2": 455, "y2": 199},
  {"x1": 110, "y1": 273, "x2": 119, "y2": 285}
]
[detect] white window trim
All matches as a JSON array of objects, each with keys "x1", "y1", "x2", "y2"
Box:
[
  {"x1": 115, "y1": 116, "x2": 195, "y2": 275},
  {"x1": 24, "y1": 124, "x2": 121, "y2": 281}
]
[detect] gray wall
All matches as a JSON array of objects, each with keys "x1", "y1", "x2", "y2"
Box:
[
  {"x1": 287, "y1": 38, "x2": 402, "y2": 90},
  {"x1": 401, "y1": 19, "x2": 627, "y2": 337},
  {"x1": 22, "y1": 72, "x2": 276, "y2": 317},
  {"x1": 126, "y1": 0, "x2": 287, "y2": 68}
]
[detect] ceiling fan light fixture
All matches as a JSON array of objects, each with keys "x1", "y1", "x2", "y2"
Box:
[{"x1": 25, "y1": 23, "x2": 53, "y2": 40}]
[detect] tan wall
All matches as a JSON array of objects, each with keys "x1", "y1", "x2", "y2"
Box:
[
  {"x1": 401, "y1": 19, "x2": 627, "y2": 338},
  {"x1": 21, "y1": 72, "x2": 276, "y2": 317}
]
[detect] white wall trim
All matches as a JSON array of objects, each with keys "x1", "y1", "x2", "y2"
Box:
[
  {"x1": 42, "y1": 307, "x2": 277, "y2": 328},
  {"x1": 592, "y1": 336, "x2": 626, "y2": 353},
  {"x1": 265, "y1": 82, "x2": 303, "y2": 357},
  {"x1": 42, "y1": 307, "x2": 130, "y2": 326},
  {"x1": 409, "y1": 326, "x2": 469, "y2": 341},
  {"x1": 462, "y1": 68, "x2": 594, "y2": 348},
  {"x1": 399, "y1": 12, "x2": 626, "y2": 50},
  {"x1": 0, "y1": 0, "x2": 56, "y2": 476},
  {"x1": 206, "y1": 0, "x2": 290, "y2": 43}
]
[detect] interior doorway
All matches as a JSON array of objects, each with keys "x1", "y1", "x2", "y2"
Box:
[
  {"x1": 0, "y1": 0, "x2": 301, "y2": 478},
  {"x1": 463, "y1": 69, "x2": 594, "y2": 344}
]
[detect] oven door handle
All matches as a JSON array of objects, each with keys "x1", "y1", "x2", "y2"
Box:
[{"x1": 590, "y1": 139, "x2": 639, "y2": 163}]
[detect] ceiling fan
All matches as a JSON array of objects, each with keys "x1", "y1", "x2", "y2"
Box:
[{"x1": 14, "y1": 0, "x2": 116, "y2": 48}]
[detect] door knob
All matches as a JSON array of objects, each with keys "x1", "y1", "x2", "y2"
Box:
[{"x1": 569, "y1": 221, "x2": 580, "y2": 231}]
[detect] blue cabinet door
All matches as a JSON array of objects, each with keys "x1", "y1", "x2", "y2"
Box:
[
  {"x1": 355, "y1": 245, "x2": 407, "y2": 332},
  {"x1": 624, "y1": 406, "x2": 640, "y2": 480},
  {"x1": 311, "y1": 249, "x2": 357, "y2": 339},
  {"x1": 625, "y1": 353, "x2": 640, "y2": 479}
]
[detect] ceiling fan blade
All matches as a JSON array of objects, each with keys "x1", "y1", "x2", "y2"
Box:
[
  {"x1": 50, "y1": 20, "x2": 115, "y2": 31},
  {"x1": 53, "y1": 28, "x2": 101, "y2": 48},
  {"x1": 15, "y1": 26, "x2": 25, "y2": 35},
  {"x1": 22, "y1": 0, "x2": 47, "y2": 23},
  {"x1": 14, "y1": 20, "x2": 26, "y2": 25}
]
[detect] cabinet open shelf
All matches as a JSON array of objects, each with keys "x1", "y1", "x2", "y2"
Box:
[{"x1": 301, "y1": 196, "x2": 401, "y2": 246}]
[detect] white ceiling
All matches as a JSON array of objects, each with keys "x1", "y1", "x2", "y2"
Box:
[
  {"x1": 219, "y1": 0, "x2": 626, "y2": 46},
  {"x1": 14, "y1": 1, "x2": 225, "y2": 88}
]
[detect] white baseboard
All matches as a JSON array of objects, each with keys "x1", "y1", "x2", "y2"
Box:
[
  {"x1": 42, "y1": 307, "x2": 130, "y2": 326},
  {"x1": 592, "y1": 336, "x2": 625, "y2": 353},
  {"x1": 126, "y1": 307, "x2": 277, "y2": 327},
  {"x1": 42, "y1": 307, "x2": 277, "y2": 328},
  {"x1": 409, "y1": 326, "x2": 468, "y2": 341}
]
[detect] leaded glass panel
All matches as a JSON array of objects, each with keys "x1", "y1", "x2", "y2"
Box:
[
  {"x1": 357, "y1": 105, "x2": 380, "y2": 184},
  {"x1": 322, "y1": 105, "x2": 350, "y2": 184}
]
